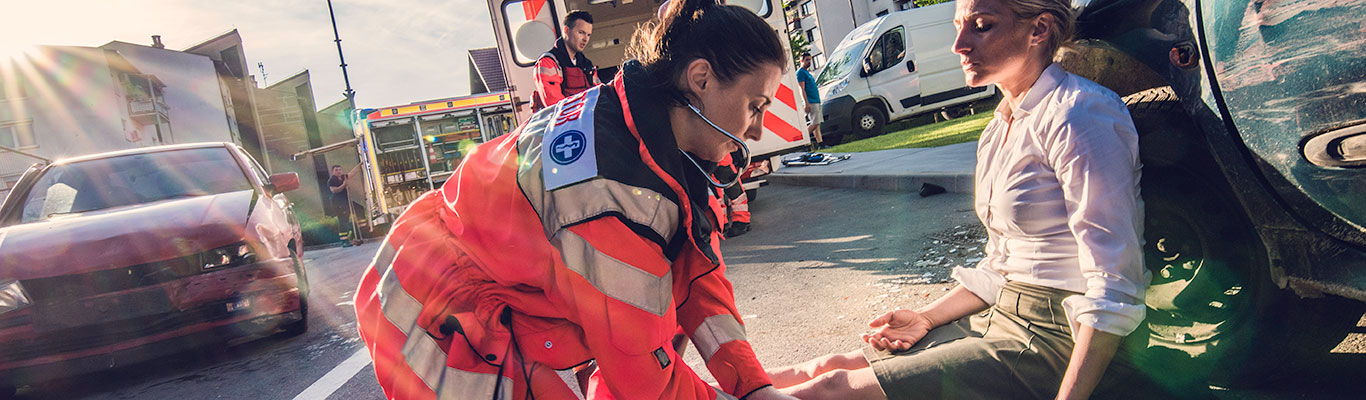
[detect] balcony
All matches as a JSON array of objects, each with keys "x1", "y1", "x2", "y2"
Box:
[
  {"x1": 128, "y1": 96, "x2": 169, "y2": 125},
  {"x1": 123, "y1": 73, "x2": 169, "y2": 125}
]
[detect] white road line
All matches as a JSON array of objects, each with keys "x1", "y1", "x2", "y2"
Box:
[{"x1": 293, "y1": 348, "x2": 372, "y2": 400}]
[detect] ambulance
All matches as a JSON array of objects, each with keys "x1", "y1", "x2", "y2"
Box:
[
  {"x1": 486, "y1": 0, "x2": 812, "y2": 198},
  {"x1": 293, "y1": 92, "x2": 518, "y2": 231}
]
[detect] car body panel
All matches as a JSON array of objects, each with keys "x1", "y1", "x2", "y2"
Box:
[
  {"x1": 0, "y1": 191, "x2": 251, "y2": 279},
  {"x1": 0, "y1": 143, "x2": 304, "y2": 386},
  {"x1": 1202, "y1": 0, "x2": 1366, "y2": 236},
  {"x1": 1073, "y1": 0, "x2": 1366, "y2": 299}
]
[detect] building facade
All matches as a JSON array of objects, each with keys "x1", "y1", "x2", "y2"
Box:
[
  {"x1": 0, "y1": 46, "x2": 180, "y2": 193},
  {"x1": 787, "y1": 0, "x2": 916, "y2": 70},
  {"x1": 1, "y1": 32, "x2": 352, "y2": 244}
]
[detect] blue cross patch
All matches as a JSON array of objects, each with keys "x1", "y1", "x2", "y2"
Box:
[
  {"x1": 549, "y1": 130, "x2": 586, "y2": 165},
  {"x1": 542, "y1": 87, "x2": 601, "y2": 190}
]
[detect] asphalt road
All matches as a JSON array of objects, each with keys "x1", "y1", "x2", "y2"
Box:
[{"x1": 14, "y1": 184, "x2": 1366, "y2": 399}]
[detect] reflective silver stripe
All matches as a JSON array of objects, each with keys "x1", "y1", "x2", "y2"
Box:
[
  {"x1": 535, "y1": 62, "x2": 560, "y2": 76},
  {"x1": 692, "y1": 315, "x2": 747, "y2": 362},
  {"x1": 376, "y1": 242, "x2": 423, "y2": 338},
  {"x1": 552, "y1": 230, "x2": 673, "y2": 316},
  {"x1": 715, "y1": 387, "x2": 739, "y2": 400},
  {"x1": 400, "y1": 328, "x2": 514, "y2": 400},
  {"x1": 375, "y1": 240, "x2": 514, "y2": 400},
  {"x1": 555, "y1": 368, "x2": 587, "y2": 400},
  {"x1": 548, "y1": 179, "x2": 678, "y2": 239},
  {"x1": 516, "y1": 109, "x2": 562, "y2": 218}
]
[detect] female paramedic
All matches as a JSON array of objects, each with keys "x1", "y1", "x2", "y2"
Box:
[
  {"x1": 764, "y1": 0, "x2": 1150, "y2": 398},
  {"x1": 354, "y1": 0, "x2": 798, "y2": 399}
]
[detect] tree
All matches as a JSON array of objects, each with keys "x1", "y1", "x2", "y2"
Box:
[
  {"x1": 789, "y1": 32, "x2": 811, "y2": 68},
  {"x1": 913, "y1": 0, "x2": 951, "y2": 7}
]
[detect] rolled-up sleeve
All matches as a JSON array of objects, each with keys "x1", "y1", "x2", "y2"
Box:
[
  {"x1": 1047, "y1": 92, "x2": 1150, "y2": 338},
  {"x1": 952, "y1": 234, "x2": 1008, "y2": 305}
]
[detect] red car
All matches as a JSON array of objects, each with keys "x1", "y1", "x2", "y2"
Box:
[{"x1": 0, "y1": 143, "x2": 308, "y2": 395}]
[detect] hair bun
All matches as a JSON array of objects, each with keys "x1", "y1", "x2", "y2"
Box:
[{"x1": 678, "y1": 0, "x2": 718, "y2": 16}]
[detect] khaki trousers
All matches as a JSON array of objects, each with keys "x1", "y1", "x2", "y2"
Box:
[{"x1": 864, "y1": 281, "x2": 1150, "y2": 399}]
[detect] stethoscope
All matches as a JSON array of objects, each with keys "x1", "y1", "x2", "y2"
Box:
[{"x1": 680, "y1": 103, "x2": 751, "y2": 188}]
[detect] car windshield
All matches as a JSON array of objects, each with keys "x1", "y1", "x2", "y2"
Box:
[
  {"x1": 19, "y1": 147, "x2": 253, "y2": 223},
  {"x1": 817, "y1": 39, "x2": 870, "y2": 86}
]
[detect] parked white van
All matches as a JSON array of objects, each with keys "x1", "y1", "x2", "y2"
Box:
[{"x1": 816, "y1": 1, "x2": 996, "y2": 142}]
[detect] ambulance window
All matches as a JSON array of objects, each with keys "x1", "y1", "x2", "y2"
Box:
[
  {"x1": 501, "y1": 0, "x2": 561, "y2": 67},
  {"x1": 730, "y1": 0, "x2": 772, "y2": 18}
]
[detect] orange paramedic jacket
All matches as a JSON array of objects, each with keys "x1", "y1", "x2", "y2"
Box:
[
  {"x1": 356, "y1": 62, "x2": 771, "y2": 400},
  {"x1": 535, "y1": 38, "x2": 598, "y2": 110}
]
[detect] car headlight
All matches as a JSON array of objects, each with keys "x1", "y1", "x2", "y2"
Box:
[
  {"x1": 823, "y1": 79, "x2": 850, "y2": 99},
  {"x1": 202, "y1": 242, "x2": 257, "y2": 270},
  {"x1": 0, "y1": 280, "x2": 31, "y2": 316}
]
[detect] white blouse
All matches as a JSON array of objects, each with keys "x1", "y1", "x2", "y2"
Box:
[{"x1": 952, "y1": 64, "x2": 1150, "y2": 338}]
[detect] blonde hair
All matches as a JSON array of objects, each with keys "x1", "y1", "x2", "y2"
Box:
[{"x1": 1005, "y1": 0, "x2": 1076, "y2": 58}]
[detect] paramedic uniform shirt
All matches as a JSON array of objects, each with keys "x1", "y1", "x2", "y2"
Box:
[{"x1": 952, "y1": 63, "x2": 1151, "y2": 338}]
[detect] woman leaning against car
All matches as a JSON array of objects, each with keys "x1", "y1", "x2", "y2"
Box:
[{"x1": 765, "y1": 0, "x2": 1149, "y2": 398}]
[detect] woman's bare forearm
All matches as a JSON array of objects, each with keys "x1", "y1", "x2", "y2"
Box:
[
  {"x1": 1056, "y1": 325, "x2": 1122, "y2": 400},
  {"x1": 916, "y1": 286, "x2": 990, "y2": 328}
]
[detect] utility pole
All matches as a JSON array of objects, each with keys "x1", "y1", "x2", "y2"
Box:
[
  {"x1": 327, "y1": 0, "x2": 363, "y2": 242},
  {"x1": 258, "y1": 62, "x2": 268, "y2": 86},
  {"x1": 327, "y1": 0, "x2": 356, "y2": 108}
]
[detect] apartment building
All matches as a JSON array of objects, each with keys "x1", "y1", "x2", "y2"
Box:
[{"x1": 787, "y1": 0, "x2": 916, "y2": 68}]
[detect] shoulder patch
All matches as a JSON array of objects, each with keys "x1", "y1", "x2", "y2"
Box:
[{"x1": 543, "y1": 87, "x2": 602, "y2": 190}]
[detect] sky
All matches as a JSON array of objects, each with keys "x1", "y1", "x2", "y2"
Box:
[{"x1": 0, "y1": 0, "x2": 498, "y2": 109}]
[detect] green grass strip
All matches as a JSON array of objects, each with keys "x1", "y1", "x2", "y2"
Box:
[{"x1": 827, "y1": 111, "x2": 993, "y2": 153}]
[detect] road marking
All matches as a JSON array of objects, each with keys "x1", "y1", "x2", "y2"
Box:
[{"x1": 293, "y1": 348, "x2": 371, "y2": 400}]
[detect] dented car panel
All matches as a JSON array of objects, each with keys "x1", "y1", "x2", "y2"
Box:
[
  {"x1": 1204, "y1": 0, "x2": 1366, "y2": 241},
  {"x1": 0, "y1": 143, "x2": 305, "y2": 387}
]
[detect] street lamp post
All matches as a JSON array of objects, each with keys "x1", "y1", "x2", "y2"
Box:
[
  {"x1": 326, "y1": 0, "x2": 364, "y2": 241},
  {"x1": 326, "y1": 0, "x2": 356, "y2": 108}
]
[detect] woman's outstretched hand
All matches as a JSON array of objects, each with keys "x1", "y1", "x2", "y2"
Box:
[{"x1": 862, "y1": 309, "x2": 936, "y2": 352}]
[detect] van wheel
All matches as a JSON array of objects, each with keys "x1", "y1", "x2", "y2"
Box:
[
  {"x1": 744, "y1": 189, "x2": 757, "y2": 202},
  {"x1": 1124, "y1": 87, "x2": 1363, "y2": 390},
  {"x1": 852, "y1": 103, "x2": 886, "y2": 139}
]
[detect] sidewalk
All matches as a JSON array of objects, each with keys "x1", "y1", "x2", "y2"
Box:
[{"x1": 767, "y1": 141, "x2": 978, "y2": 194}]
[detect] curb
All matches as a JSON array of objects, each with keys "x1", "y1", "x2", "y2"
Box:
[
  {"x1": 302, "y1": 237, "x2": 383, "y2": 252},
  {"x1": 767, "y1": 172, "x2": 974, "y2": 194}
]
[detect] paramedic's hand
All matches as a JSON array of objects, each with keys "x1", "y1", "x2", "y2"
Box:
[
  {"x1": 862, "y1": 309, "x2": 934, "y2": 352},
  {"x1": 747, "y1": 386, "x2": 800, "y2": 400}
]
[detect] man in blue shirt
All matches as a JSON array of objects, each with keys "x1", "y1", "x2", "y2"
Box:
[{"x1": 796, "y1": 53, "x2": 823, "y2": 149}]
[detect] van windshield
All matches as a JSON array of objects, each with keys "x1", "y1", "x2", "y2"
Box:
[{"x1": 817, "y1": 39, "x2": 869, "y2": 86}]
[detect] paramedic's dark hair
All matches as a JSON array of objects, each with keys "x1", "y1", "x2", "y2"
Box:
[
  {"x1": 626, "y1": 0, "x2": 786, "y2": 105},
  {"x1": 564, "y1": 10, "x2": 593, "y2": 30}
]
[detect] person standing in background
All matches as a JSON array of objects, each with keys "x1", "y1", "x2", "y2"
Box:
[
  {"x1": 796, "y1": 52, "x2": 823, "y2": 150},
  {"x1": 328, "y1": 164, "x2": 360, "y2": 247},
  {"x1": 534, "y1": 10, "x2": 599, "y2": 111}
]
